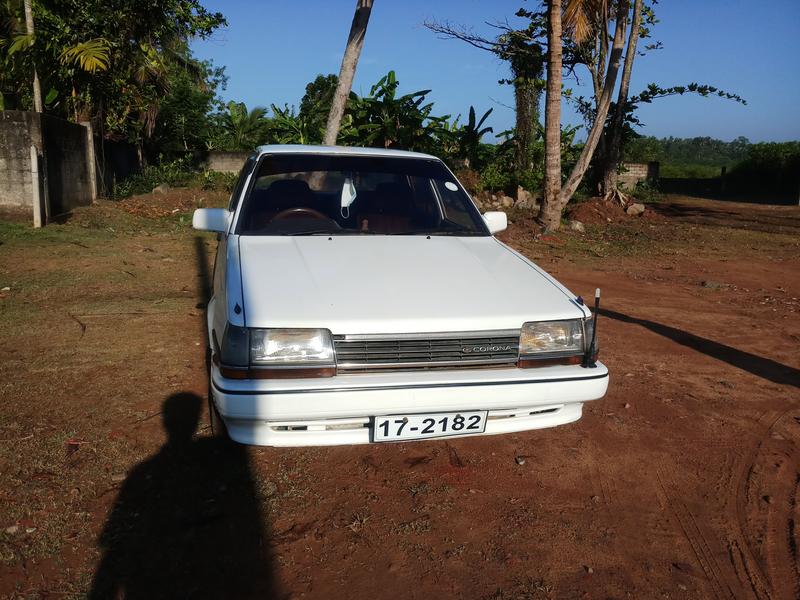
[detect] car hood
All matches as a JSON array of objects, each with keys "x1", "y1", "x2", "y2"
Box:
[{"x1": 237, "y1": 235, "x2": 587, "y2": 334}]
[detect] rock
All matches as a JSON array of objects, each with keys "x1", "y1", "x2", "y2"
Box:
[
  {"x1": 5, "y1": 525, "x2": 19, "y2": 534},
  {"x1": 584, "y1": 565, "x2": 594, "y2": 574},
  {"x1": 516, "y1": 187, "x2": 536, "y2": 209},
  {"x1": 263, "y1": 480, "x2": 278, "y2": 497},
  {"x1": 514, "y1": 456, "x2": 526, "y2": 465},
  {"x1": 626, "y1": 203, "x2": 645, "y2": 216},
  {"x1": 624, "y1": 403, "x2": 631, "y2": 409},
  {"x1": 591, "y1": 495, "x2": 600, "y2": 503},
  {"x1": 0, "y1": 286, "x2": 9, "y2": 292},
  {"x1": 568, "y1": 220, "x2": 586, "y2": 233},
  {"x1": 499, "y1": 195, "x2": 514, "y2": 209},
  {"x1": 152, "y1": 183, "x2": 171, "y2": 195},
  {"x1": 701, "y1": 280, "x2": 727, "y2": 289}
]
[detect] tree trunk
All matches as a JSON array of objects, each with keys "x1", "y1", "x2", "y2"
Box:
[
  {"x1": 553, "y1": 0, "x2": 630, "y2": 216},
  {"x1": 323, "y1": 0, "x2": 374, "y2": 146},
  {"x1": 514, "y1": 78, "x2": 533, "y2": 174},
  {"x1": 23, "y1": 0, "x2": 42, "y2": 113},
  {"x1": 540, "y1": 0, "x2": 563, "y2": 231},
  {"x1": 601, "y1": 0, "x2": 643, "y2": 195}
]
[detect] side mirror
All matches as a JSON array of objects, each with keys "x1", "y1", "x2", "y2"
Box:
[
  {"x1": 483, "y1": 211, "x2": 507, "y2": 234},
  {"x1": 192, "y1": 208, "x2": 230, "y2": 233}
]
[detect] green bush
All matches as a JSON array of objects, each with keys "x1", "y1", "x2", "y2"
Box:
[
  {"x1": 198, "y1": 170, "x2": 238, "y2": 192},
  {"x1": 113, "y1": 158, "x2": 196, "y2": 198},
  {"x1": 516, "y1": 169, "x2": 542, "y2": 195},
  {"x1": 478, "y1": 161, "x2": 513, "y2": 193},
  {"x1": 632, "y1": 180, "x2": 663, "y2": 203}
]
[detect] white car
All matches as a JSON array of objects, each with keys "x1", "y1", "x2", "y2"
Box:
[{"x1": 193, "y1": 145, "x2": 608, "y2": 446}]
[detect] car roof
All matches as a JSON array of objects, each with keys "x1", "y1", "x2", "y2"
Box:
[{"x1": 254, "y1": 144, "x2": 439, "y2": 161}]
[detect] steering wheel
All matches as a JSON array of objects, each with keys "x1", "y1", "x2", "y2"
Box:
[{"x1": 270, "y1": 207, "x2": 331, "y2": 222}]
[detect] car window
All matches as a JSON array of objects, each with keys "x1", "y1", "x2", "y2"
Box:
[
  {"x1": 228, "y1": 156, "x2": 256, "y2": 212},
  {"x1": 237, "y1": 155, "x2": 488, "y2": 237}
]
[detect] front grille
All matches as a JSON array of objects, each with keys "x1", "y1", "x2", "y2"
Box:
[{"x1": 334, "y1": 331, "x2": 520, "y2": 373}]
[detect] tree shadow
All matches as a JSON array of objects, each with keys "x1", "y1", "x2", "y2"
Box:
[
  {"x1": 90, "y1": 392, "x2": 277, "y2": 599},
  {"x1": 647, "y1": 201, "x2": 800, "y2": 235},
  {"x1": 600, "y1": 308, "x2": 799, "y2": 389}
]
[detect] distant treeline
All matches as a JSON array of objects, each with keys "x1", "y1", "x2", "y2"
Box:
[
  {"x1": 625, "y1": 136, "x2": 799, "y2": 199},
  {"x1": 624, "y1": 135, "x2": 750, "y2": 177}
]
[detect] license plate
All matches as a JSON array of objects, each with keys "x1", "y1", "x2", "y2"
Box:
[{"x1": 373, "y1": 411, "x2": 487, "y2": 442}]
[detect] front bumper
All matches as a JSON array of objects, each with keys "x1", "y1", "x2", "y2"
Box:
[{"x1": 210, "y1": 363, "x2": 609, "y2": 446}]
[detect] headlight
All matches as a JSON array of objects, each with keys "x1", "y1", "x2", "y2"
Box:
[
  {"x1": 250, "y1": 328, "x2": 334, "y2": 365},
  {"x1": 519, "y1": 319, "x2": 585, "y2": 358}
]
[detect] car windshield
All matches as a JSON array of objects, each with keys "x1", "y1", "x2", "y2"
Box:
[{"x1": 235, "y1": 154, "x2": 489, "y2": 236}]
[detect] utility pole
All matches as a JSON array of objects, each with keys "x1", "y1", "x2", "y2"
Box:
[{"x1": 23, "y1": 0, "x2": 43, "y2": 113}]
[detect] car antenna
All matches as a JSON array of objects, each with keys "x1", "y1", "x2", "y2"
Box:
[{"x1": 582, "y1": 288, "x2": 600, "y2": 368}]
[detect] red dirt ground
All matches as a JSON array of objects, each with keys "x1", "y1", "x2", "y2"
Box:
[{"x1": 0, "y1": 194, "x2": 798, "y2": 599}]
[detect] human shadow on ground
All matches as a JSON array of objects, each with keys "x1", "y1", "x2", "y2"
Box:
[
  {"x1": 90, "y1": 392, "x2": 277, "y2": 599},
  {"x1": 601, "y1": 308, "x2": 799, "y2": 389}
]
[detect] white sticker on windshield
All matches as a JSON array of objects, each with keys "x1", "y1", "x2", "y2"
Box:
[{"x1": 444, "y1": 181, "x2": 459, "y2": 191}]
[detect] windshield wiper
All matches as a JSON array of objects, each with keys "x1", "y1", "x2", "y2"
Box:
[
  {"x1": 286, "y1": 230, "x2": 380, "y2": 236},
  {"x1": 392, "y1": 229, "x2": 484, "y2": 236}
]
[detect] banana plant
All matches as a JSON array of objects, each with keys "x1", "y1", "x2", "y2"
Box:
[
  {"x1": 343, "y1": 70, "x2": 450, "y2": 153},
  {"x1": 457, "y1": 106, "x2": 493, "y2": 168}
]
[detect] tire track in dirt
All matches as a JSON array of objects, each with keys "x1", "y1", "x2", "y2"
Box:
[
  {"x1": 733, "y1": 409, "x2": 800, "y2": 600},
  {"x1": 655, "y1": 467, "x2": 747, "y2": 600},
  {"x1": 726, "y1": 411, "x2": 783, "y2": 600}
]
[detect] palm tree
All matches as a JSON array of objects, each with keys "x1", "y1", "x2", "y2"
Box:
[
  {"x1": 22, "y1": 0, "x2": 41, "y2": 111},
  {"x1": 540, "y1": 0, "x2": 630, "y2": 231},
  {"x1": 220, "y1": 101, "x2": 268, "y2": 151},
  {"x1": 323, "y1": 0, "x2": 374, "y2": 146},
  {"x1": 541, "y1": 0, "x2": 563, "y2": 231}
]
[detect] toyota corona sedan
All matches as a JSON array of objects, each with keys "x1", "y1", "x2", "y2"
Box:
[{"x1": 193, "y1": 145, "x2": 608, "y2": 446}]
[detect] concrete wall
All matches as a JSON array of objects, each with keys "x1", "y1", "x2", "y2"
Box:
[
  {"x1": 40, "y1": 114, "x2": 94, "y2": 214},
  {"x1": 618, "y1": 162, "x2": 659, "y2": 190},
  {"x1": 0, "y1": 110, "x2": 96, "y2": 217},
  {"x1": 0, "y1": 111, "x2": 41, "y2": 210},
  {"x1": 207, "y1": 151, "x2": 250, "y2": 174}
]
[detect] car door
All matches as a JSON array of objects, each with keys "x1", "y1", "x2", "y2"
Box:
[{"x1": 210, "y1": 156, "x2": 256, "y2": 350}]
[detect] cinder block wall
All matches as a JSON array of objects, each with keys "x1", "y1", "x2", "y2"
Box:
[
  {"x1": 207, "y1": 151, "x2": 251, "y2": 174},
  {"x1": 618, "y1": 163, "x2": 650, "y2": 190},
  {"x1": 40, "y1": 115, "x2": 92, "y2": 214},
  {"x1": 0, "y1": 111, "x2": 94, "y2": 215},
  {"x1": 0, "y1": 111, "x2": 42, "y2": 209}
]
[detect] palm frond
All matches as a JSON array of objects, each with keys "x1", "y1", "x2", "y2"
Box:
[
  {"x1": 563, "y1": 0, "x2": 609, "y2": 44},
  {"x1": 59, "y1": 38, "x2": 111, "y2": 73},
  {"x1": 7, "y1": 32, "x2": 32, "y2": 55}
]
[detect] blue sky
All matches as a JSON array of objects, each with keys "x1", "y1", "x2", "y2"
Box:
[{"x1": 192, "y1": 0, "x2": 800, "y2": 142}]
